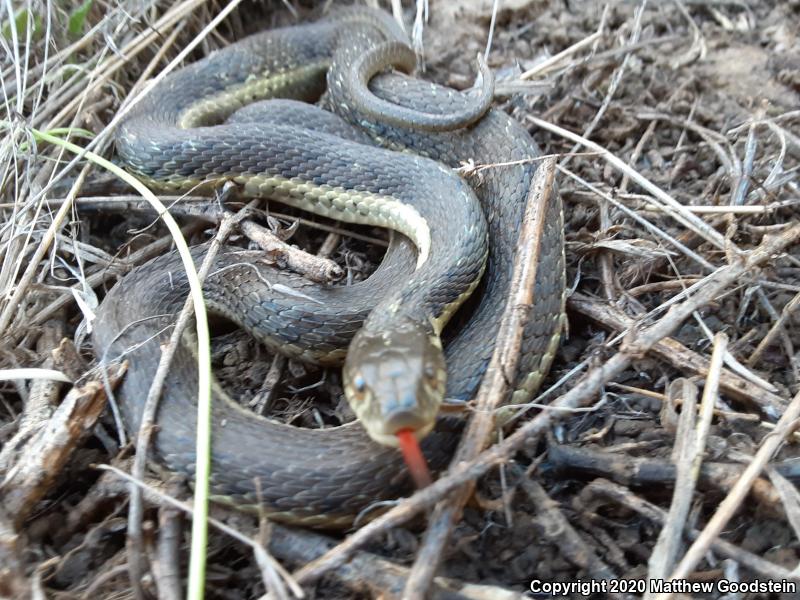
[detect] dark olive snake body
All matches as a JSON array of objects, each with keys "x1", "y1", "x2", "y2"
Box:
[{"x1": 93, "y1": 8, "x2": 566, "y2": 527}]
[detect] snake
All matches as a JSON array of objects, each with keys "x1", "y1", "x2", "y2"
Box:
[{"x1": 92, "y1": 7, "x2": 566, "y2": 528}]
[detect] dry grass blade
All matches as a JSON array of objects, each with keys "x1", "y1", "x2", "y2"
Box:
[
  {"x1": 569, "y1": 293, "x2": 787, "y2": 417},
  {"x1": 560, "y1": 167, "x2": 715, "y2": 271},
  {"x1": 0, "y1": 368, "x2": 71, "y2": 383},
  {"x1": 529, "y1": 115, "x2": 733, "y2": 253},
  {"x1": 559, "y1": 1, "x2": 647, "y2": 171}
]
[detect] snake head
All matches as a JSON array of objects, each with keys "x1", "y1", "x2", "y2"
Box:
[{"x1": 343, "y1": 317, "x2": 446, "y2": 448}]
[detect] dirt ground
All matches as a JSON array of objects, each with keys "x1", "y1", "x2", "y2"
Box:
[{"x1": 1, "y1": 0, "x2": 800, "y2": 598}]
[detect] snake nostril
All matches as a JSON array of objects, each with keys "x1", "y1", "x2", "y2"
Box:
[{"x1": 402, "y1": 392, "x2": 418, "y2": 411}]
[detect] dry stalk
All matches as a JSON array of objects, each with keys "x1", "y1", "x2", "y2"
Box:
[
  {"x1": 403, "y1": 159, "x2": 558, "y2": 599},
  {"x1": 98, "y1": 464, "x2": 525, "y2": 600},
  {"x1": 569, "y1": 293, "x2": 787, "y2": 416},
  {"x1": 645, "y1": 334, "x2": 726, "y2": 596},
  {"x1": 0, "y1": 364, "x2": 126, "y2": 523},
  {"x1": 546, "y1": 444, "x2": 782, "y2": 507},
  {"x1": 98, "y1": 465, "x2": 300, "y2": 600},
  {"x1": 124, "y1": 202, "x2": 252, "y2": 599},
  {"x1": 748, "y1": 289, "x2": 800, "y2": 367},
  {"x1": 239, "y1": 219, "x2": 343, "y2": 283},
  {"x1": 514, "y1": 466, "x2": 627, "y2": 600},
  {"x1": 655, "y1": 384, "x2": 800, "y2": 599},
  {"x1": 581, "y1": 479, "x2": 799, "y2": 583},
  {"x1": 154, "y1": 480, "x2": 185, "y2": 600}
]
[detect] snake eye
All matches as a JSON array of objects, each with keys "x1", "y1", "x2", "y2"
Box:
[
  {"x1": 424, "y1": 364, "x2": 437, "y2": 380},
  {"x1": 353, "y1": 375, "x2": 367, "y2": 392}
]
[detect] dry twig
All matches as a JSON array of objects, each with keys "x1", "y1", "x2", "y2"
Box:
[
  {"x1": 403, "y1": 159, "x2": 559, "y2": 598},
  {"x1": 0, "y1": 364, "x2": 126, "y2": 523},
  {"x1": 123, "y1": 201, "x2": 253, "y2": 598},
  {"x1": 569, "y1": 293, "x2": 787, "y2": 417},
  {"x1": 581, "y1": 479, "x2": 799, "y2": 583},
  {"x1": 292, "y1": 220, "x2": 800, "y2": 587},
  {"x1": 655, "y1": 384, "x2": 800, "y2": 599},
  {"x1": 645, "y1": 334, "x2": 725, "y2": 596}
]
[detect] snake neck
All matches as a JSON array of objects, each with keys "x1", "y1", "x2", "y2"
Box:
[{"x1": 324, "y1": 51, "x2": 567, "y2": 404}]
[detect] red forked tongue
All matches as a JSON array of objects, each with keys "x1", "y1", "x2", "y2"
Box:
[{"x1": 396, "y1": 428, "x2": 432, "y2": 488}]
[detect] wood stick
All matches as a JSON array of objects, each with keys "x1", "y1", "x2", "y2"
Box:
[{"x1": 403, "y1": 158, "x2": 560, "y2": 600}]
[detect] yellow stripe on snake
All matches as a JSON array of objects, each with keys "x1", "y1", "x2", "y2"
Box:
[{"x1": 93, "y1": 7, "x2": 566, "y2": 528}]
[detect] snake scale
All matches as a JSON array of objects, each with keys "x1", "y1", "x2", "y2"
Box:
[{"x1": 92, "y1": 7, "x2": 566, "y2": 527}]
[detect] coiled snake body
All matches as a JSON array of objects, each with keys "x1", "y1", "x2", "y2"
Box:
[{"x1": 93, "y1": 8, "x2": 566, "y2": 527}]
